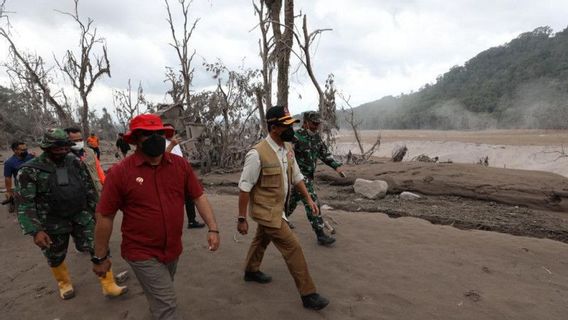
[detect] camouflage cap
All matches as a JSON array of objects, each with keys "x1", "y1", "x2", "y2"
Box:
[
  {"x1": 303, "y1": 111, "x2": 322, "y2": 123},
  {"x1": 40, "y1": 128, "x2": 75, "y2": 148}
]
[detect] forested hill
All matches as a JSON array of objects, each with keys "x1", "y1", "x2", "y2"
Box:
[{"x1": 340, "y1": 26, "x2": 568, "y2": 130}]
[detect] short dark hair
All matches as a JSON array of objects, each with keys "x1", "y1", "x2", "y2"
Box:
[
  {"x1": 64, "y1": 127, "x2": 82, "y2": 134},
  {"x1": 10, "y1": 141, "x2": 25, "y2": 151}
]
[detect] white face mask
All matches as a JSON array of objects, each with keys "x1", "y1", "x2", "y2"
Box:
[{"x1": 70, "y1": 141, "x2": 84, "y2": 151}]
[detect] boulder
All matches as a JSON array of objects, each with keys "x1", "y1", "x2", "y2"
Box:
[{"x1": 353, "y1": 179, "x2": 388, "y2": 200}]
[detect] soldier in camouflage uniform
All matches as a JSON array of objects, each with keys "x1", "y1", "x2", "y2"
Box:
[
  {"x1": 286, "y1": 111, "x2": 344, "y2": 246},
  {"x1": 15, "y1": 128, "x2": 127, "y2": 300}
]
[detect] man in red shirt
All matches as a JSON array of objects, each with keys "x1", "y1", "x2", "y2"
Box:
[{"x1": 92, "y1": 114, "x2": 220, "y2": 320}]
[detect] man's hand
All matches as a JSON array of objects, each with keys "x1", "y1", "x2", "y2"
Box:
[
  {"x1": 92, "y1": 259, "x2": 112, "y2": 277},
  {"x1": 308, "y1": 199, "x2": 320, "y2": 216},
  {"x1": 170, "y1": 135, "x2": 180, "y2": 146},
  {"x1": 33, "y1": 231, "x2": 52, "y2": 249},
  {"x1": 6, "y1": 190, "x2": 14, "y2": 199},
  {"x1": 336, "y1": 167, "x2": 346, "y2": 178},
  {"x1": 207, "y1": 232, "x2": 220, "y2": 251},
  {"x1": 237, "y1": 220, "x2": 248, "y2": 235}
]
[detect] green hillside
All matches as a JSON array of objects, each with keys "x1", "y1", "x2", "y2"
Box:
[{"x1": 340, "y1": 26, "x2": 568, "y2": 130}]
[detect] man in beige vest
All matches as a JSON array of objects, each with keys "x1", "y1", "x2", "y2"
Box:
[{"x1": 237, "y1": 106, "x2": 329, "y2": 310}]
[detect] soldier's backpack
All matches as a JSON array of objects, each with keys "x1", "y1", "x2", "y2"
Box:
[{"x1": 20, "y1": 154, "x2": 87, "y2": 217}]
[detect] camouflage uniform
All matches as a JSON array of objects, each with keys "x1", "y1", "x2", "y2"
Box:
[
  {"x1": 16, "y1": 130, "x2": 97, "y2": 267},
  {"x1": 286, "y1": 119, "x2": 342, "y2": 233}
]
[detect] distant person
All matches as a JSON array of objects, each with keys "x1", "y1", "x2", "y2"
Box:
[
  {"x1": 237, "y1": 106, "x2": 329, "y2": 310},
  {"x1": 115, "y1": 133, "x2": 130, "y2": 159},
  {"x1": 16, "y1": 128, "x2": 126, "y2": 300},
  {"x1": 163, "y1": 123, "x2": 205, "y2": 229},
  {"x1": 3, "y1": 141, "x2": 34, "y2": 213},
  {"x1": 86, "y1": 132, "x2": 101, "y2": 160},
  {"x1": 286, "y1": 111, "x2": 343, "y2": 246},
  {"x1": 93, "y1": 114, "x2": 220, "y2": 319},
  {"x1": 65, "y1": 127, "x2": 105, "y2": 195}
]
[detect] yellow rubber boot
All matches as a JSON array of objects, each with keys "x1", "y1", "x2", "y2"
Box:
[
  {"x1": 99, "y1": 270, "x2": 128, "y2": 297},
  {"x1": 50, "y1": 262, "x2": 75, "y2": 300}
]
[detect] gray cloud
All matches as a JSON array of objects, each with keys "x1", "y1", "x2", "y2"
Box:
[{"x1": 1, "y1": 0, "x2": 567, "y2": 114}]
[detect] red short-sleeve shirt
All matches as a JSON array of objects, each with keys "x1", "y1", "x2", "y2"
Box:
[{"x1": 96, "y1": 151, "x2": 204, "y2": 263}]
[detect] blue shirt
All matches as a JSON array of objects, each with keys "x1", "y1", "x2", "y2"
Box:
[{"x1": 3, "y1": 154, "x2": 34, "y2": 179}]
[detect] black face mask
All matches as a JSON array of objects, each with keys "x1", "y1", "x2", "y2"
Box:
[
  {"x1": 141, "y1": 134, "x2": 166, "y2": 157},
  {"x1": 18, "y1": 151, "x2": 28, "y2": 159},
  {"x1": 280, "y1": 127, "x2": 295, "y2": 142},
  {"x1": 48, "y1": 151, "x2": 68, "y2": 163}
]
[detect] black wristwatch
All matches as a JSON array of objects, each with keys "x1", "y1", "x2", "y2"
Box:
[
  {"x1": 237, "y1": 216, "x2": 247, "y2": 223},
  {"x1": 91, "y1": 254, "x2": 109, "y2": 265}
]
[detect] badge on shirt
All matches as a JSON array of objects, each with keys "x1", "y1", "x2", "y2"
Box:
[
  {"x1": 136, "y1": 177, "x2": 144, "y2": 185},
  {"x1": 287, "y1": 150, "x2": 294, "y2": 161}
]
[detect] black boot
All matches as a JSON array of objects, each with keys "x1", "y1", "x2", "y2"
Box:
[
  {"x1": 187, "y1": 221, "x2": 205, "y2": 229},
  {"x1": 244, "y1": 271, "x2": 272, "y2": 284},
  {"x1": 301, "y1": 293, "x2": 330, "y2": 310},
  {"x1": 316, "y1": 229, "x2": 336, "y2": 246}
]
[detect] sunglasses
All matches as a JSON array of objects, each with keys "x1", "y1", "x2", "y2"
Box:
[{"x1": 138, "y1": 130, "x2": 165, "y2": 137}]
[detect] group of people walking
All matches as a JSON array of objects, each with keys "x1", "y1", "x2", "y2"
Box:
[{"x1": 4, "y1": 105, "x2": 344, "y2": 319}]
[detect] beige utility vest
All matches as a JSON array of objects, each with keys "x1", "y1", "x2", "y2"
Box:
[
  {"x1": 249, "y1": 139, "x2": 294, "y2": 228},
  {"x1": 83, "y1": 148, "x2": 102, "y2": 195}
]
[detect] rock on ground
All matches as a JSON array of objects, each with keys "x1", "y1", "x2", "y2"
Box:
[{"x1": 353, "y1": 178, "x2": 388, "y2": 200}]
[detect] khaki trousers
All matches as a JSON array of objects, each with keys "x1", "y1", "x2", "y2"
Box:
[
  {"x1": 127, "y1": 258, "x2": 180, "y2": 320},
  {"x1": 244, "y1": 219, "x2": 317, "y2": 296}
]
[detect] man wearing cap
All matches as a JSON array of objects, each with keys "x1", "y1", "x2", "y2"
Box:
[
  {"x1": 92, "y1": 114, "x2": 220, "y2": 320},
  {"x1": 15, "y1": 128, "x2": 127, "y2": 300},
  {"x1": 285, "y1": 111, "x2": 343, "y2": 246},
  {"x1": 237, "y1": 105, "x2": 330, "y2": 310}
]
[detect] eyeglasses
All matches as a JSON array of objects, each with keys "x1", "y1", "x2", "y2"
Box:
[{"x1": 138, "y1": 130, "x2": 165, "y2": 137}]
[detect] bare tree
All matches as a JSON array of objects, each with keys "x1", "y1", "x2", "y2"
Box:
[
  {"x1": 202, "y1": 61, "x2": 261, "y2": 168},
  {"x1": 0, "y1": 7, "x2": 72, "y2": 126},
  {"x1": 113, "y1": 79, "x2": 149, "y2": 130},
  {"x1": 165, "y1": 0, "x2": 198, "y2": 116},
  {"x1": 54, "y1": 0, "x2": 110, "y2": 135},
  {"x1": 339, "y1": 92, "x2": 380, "y2": 160},
  {"x1": 1, "y1": 0, "x2": 109, "y2": 133}
]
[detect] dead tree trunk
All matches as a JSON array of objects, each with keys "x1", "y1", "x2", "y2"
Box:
[
  {"x1": 253, "y1": 1, "x2": 273, "y2": 134},
  {"x1": 266, "y1": 0, "x2": 294, "y2": 106}
]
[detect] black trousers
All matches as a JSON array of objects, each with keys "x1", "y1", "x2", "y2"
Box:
[
  {"x1": 185, "y1": 198, "x2": 197, "y2": 224},
  {"x1": 90, "y1": 147, "x2": 101, "y2": 160}
]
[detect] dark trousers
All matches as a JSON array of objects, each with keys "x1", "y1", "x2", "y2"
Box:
[
  {"x1": 90, "y1": 147, "x2": 100, "y2": 160},
  {"x1": 185, "y1": 198, "x2": 197, "y2": 224},
  {"x1": 244, "y1": 219, "x2": 317, "y2": 295}
]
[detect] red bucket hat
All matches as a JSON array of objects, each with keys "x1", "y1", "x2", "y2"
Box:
[{"x1": 123, "y1": 114, "x2": 175, "y2": 144}]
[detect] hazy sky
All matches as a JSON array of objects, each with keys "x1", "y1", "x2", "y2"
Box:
[{"x1": 1, "y1": 0, "x2": 567, "y2": 117}]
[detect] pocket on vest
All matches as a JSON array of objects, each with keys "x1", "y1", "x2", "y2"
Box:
[
  {"x1": 252, "y1": 194, "x2": 276, "y2": 221},
  {"x1": 260, "y1": 167, "x2": 281, "y2": 188}
]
